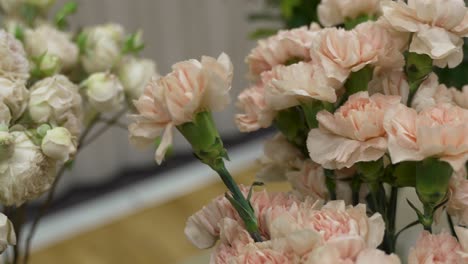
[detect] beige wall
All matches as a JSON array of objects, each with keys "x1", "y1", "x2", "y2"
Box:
[{"x1": 53, "y1": 0, "x2": 271, "y2": 191}]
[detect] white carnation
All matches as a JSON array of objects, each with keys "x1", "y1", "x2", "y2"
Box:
[
  {"x1": 28, "y1": 75, "x2": 83, "y2": 136},
  {"x1": 0, "y1": 131, "x2": 57, "y2": 206},
  {"x1": 0, "y1": 30, "x2": 29, "y2": 82},
  {"x1": 118, "y1": 56, "x2": 159, "y2": 100},
  {"x1": 83, "y1": 72, "x2": 124, "y2": 112},
  {"x1": 0, "y1": 213, "x2": 15, "y2": 253},
  {"x1": 0, "y1": 77, "x2": 29, "y2": 122}
]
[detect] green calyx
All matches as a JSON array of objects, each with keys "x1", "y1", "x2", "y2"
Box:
[
  {"x1": 357, "y1": 159, "x2": 384, "y2": 183},
  {"x1": 416, "y1": 157, "x2": 452, "y2": 207},
  {"x1": 405, "y1": 52, "x2": 433, "y2": 104},
  {"x1": 177, "y1": 111, "x2": 228, "y2": 166}
]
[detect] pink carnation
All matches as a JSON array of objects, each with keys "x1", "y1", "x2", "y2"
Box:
[
  {"x1": 412, "y1": 73, "x2": 455, "y2": 112},
  {"x1": 408, "y1": 231, "x2": 463, "y2": 264},
  {"x1": 451, "y1": 85, "x2": 468, "y2": 109},
  {"x1": 235, "y1": 84, "x2": 275, "y2": 132}
]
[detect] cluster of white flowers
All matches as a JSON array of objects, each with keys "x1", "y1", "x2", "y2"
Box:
[{"x1": 0, "y1": 0, "x2": 161, "y2": 256}]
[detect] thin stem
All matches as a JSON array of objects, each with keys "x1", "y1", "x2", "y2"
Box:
[
  {"x1": 81, "y1": 108, "x2": 127, "y2": 148},
  {"x1": 99, "y1": 117, "x2": 128, "y2": 130},
  {"x1": 447, "y1": 212, "x2": 458, "y2": 240},
  {"x1": 22, "y1": 112, "x2": 103, "y2": 264},
  {"x1": 386, "y1": 186, "x2": 398, "y2": 253},
  {"x1": 351, "y1": 176, "x2": 361, "y2": 206},
  {"x1": 395, "y1": 220, "x2": 420, "y2": 242}
]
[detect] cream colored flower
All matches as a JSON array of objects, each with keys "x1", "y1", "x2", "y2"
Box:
[
  {"x1": 246, "y1": 23, "x2": 321, "y2": 78},
  {"x1": 235, "y1": 84, "x2": 275, "y2": 132},
  {"x1": 0, "y1": 213, "x2": 15, "y2": 254},
  {"x1": 412, "y1": 73, "x2": 454, "y2": 111},
  {"x1": 318, "y1": 0, "x2": 382, "y2": 27},
  {"x1": 28, "y1": 75, "x2": 83, "y2": 136},
  {"x1": 130, "y1": 53, "x2": 232, "y2": 164},
  {"x1": 81, "y1": 24, "x2": 124, "y2": 73},
  {"x1": 24, "y1": 25, "x2": 78, "y2": 70},
  {"x1": 451, "y1": 85, "x2": 468, "y2": 109},
  {"x1": 0, "y1": 30, "x2": 29, "y2": 82},
  {"x1": 41, "y1": 127, "x2": 76, "y2": 162},
  {"x1": 384, "y1": 103, "x2": 468, "y2": 171},
  {"x1": 263, "y1": 62, "x2": 338, "y2": 110},
  {"x1": 368, "y1": 70, "x2": 409, "y2": 104},
  {"x1": 408, "y1": 231, "x2": 464, "y2": 264},
  {"x1": 382, "y1": 0, "x2": 468, "y2": 68},
  {"x1": 83, "y1": 72, "x2": 124, "y2": 112},
  {"x1": 118, "y1": 56, "x2": 159, "y2": 100},
  {"x1": 455, "y1": 226, "x2": 468, "y2": 261},
  {"x1": 0, "y1": 131, "x2": 57, "y2": 206},
  {"x1": 285, "y1": 160, "x2": 328, "y2": 201},
  {"x1": 0, "y1": 77, "x2": 29, "y2": 122},
  {"x1": 307, "y1": 92, "x2": 401, "y2": 169}
]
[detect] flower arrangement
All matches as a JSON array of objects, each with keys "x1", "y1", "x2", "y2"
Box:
[
  {"x1": 130, "y1": 0, "x2": 468, "y2": 263},
  {"x1": 0, "y1": 0, "x2": 159, "y2": 263}
]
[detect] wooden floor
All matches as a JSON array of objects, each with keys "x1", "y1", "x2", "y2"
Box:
[{"x1": 31, "y1": 165, "x2": 289, "y2": 264}]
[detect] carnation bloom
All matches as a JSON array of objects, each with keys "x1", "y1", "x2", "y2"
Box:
[
  {"x1": 246, "y1": 23, "x2": 321, "y2": 77},
  {"x1": 455, "y1": 226, "x2": 468, "y2": 261},
  {"x1": 384, "y1": 103, "x2": 468, "y2": 171},
  {"x1": 81, "y1": 24, "x2": 125, "y2": 73},
  {"x1": 262, "y1": 62, "x2": 338, "y2": 111},
  {"x1": 381, "y1": 0, "x2": 468, "y2": 68},
  {"x1": 408, "y1": 231, "x2": 464, "y2": 264},
  {"x1": 83, "y1": 72, "x2": 125, "y2": 112},
  {"x1": 28, "y1": 75, "x2": 83, "y2": 136},
  {"x1": 285, "y1": 160, "x2": 329, "y2": 201},
  {"x1": 24, "y1": 24, "x2": 79, "y2": 70},
  {"x1": 235, "y1": 84, "x2": 275, "y2": 132},
  {"x1": 0, "y1": 77, "x2": 29, "y2": 122},
  {"x1": 0, "y1": 30, "x2": 29, "y2": 82},
  {"x1": 129, "y1": 53, "x2": 233, "y2": 164},
  {"x1": 412, "y1": 73, "x2": 454, "y2": 112},
  {"x1": 451, "y1": 85, "x2": 468, "y2": 109},
  {"x1": 447, "y1": 170, "x2": 468, "y2": 225},
  {"x1": 118, "y1": 56, "x2": 160, "y2": 100},
  {"x1": 318, "y1": 0, "x2": 382, "y2": 27},
  {"x1": 41, "y1": 127, "x2": 76, "y2": 162},
  {"x1": 368, "y1": 70, "x2": 409, "y2": 104},
  {"x1": 0, "y1": 213, "x2": 15, "y2": 254},
  {"x1": 0, "y1": 131, "x2": 57, "y2": 206},
  {"x1": 307, "y1": 92, "x2": 401, "y2": 169}
]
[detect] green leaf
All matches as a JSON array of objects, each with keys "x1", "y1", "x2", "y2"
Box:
[
  {"x1": 280, "y1": 0, "x2": 301, "y2": 19},
  {"x1": 55, "y1": 1, "x2": 78, "y2": 30},
  {"x1": 76, "y1": 32, "x2": 88, "y2": 55}
]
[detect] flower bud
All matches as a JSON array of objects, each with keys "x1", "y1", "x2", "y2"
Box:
[
  {"x1": 0, "y1": 131, "x2": 14, "y2": 161},
  {"x1": 0, "y1": 213, "x2": 15, "y2": 253},
  {"x1": 83, "y1": 72, "x2": 124, "y2": 112},
  {"x1": 24, "y1": 25, "x2": 78, "y2": 70},
  {"x1": 80, "y1": 24, "x2": 124, "y2": 73},
  {"x1": 0, "y1": 30, "x2": 29, "y2": 83},
  {"x1": 34, "y1": 53, "x2": 61, "y2": 77},
  {"x1": 41, "y1": 127, "x2": 76, "y2": 162},
  {"x1": 0, "y1": 131, "x2": 57, "y2": 206},
  {"x1": 118, "y1": 56, "x2": 159, "y2": 100}
]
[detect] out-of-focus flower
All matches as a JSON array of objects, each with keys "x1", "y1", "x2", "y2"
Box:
[
  {"x1": 235, "y1": 84, "x2": 275, "y2": 132},
  {"x1": 381, "y1": 0, "x2": 468, "y2": 68},
  {"x1": 24, "y1": 24, "x2": 79, "y2": 70},
  {"x1": 318, "y1": 0, "x2": 382, "y2": 27},
  {"x1": 262, "y1": 62, "x2": 338, "y2": 111},
  {"x1": 412, "y1": 73, "x2": 454, "y2": 112},
  {"x1": 41, "y1": 127, "x2": 76, "y2": 162},
  {"x1": 0, "y1": 213, "x2": 15, "y2": 254},
  {"x1": 307, "y1": 92, "x2": 400, "y2": 169},
  {"x1": 246, "y1": 23, "x2": 321, "y2": 78},
  {"x1": 81, "y1": 24, "x2": 125, "y2": 73},
  {"x1": 384, "y1": 103, "x2": 468, "y2": 171},
  {"x1": 129, "y1": 53, "x2": 233, "y2": 164},
  {"x1": 0, "y1": 131, "x2": 14, "y2": 161},
  {"x1": 368, "y1": 70, "x2": 409, "y2": 104},
  {"x1": 83, "y1": 72, "x2": 124, "y2": 112},
  {"x1": 118, "y1": 56, "x2": 159, "y2": 100},
  {"x1": 455, "y1": 226, "x2": 468, "y2": 261},
  {"x1": 0, "y1": 131, "x2": 57, "y2": 206},
  {"x1": 408, "y1": 231, "x2": 464, "y2": 264},
  {"x1": 0, "y1": 77, "x2": 29, "y2": 122},
  {"x1": 28, "y1": 75, "x2": 83, "y2": 136},
  {"x1": 256, "y1": 133, "x2": 304, "y2": 182},
  {"x1": 285, "y1": 159, "x2": 328, "y2": 201},
  {"x1": 0, "y1": 0, "x2": 20, "y2": 14},
  {"x1": 451, "y1": 86, "x2": 468, "y2": 109},
  {"x1": 0, "y1": 30, "x2": 29, "y2": 82}
]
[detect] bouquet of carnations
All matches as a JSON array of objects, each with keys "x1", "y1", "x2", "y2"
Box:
[
  {"x1": 0, "y1": 0, "x2": 159, "y2": 262},
  {"x1": 129, "y1": 0, "x2": 468, "y2": 263}
]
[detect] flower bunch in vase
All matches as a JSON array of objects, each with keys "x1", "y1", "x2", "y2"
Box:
[
  {"x1": 0, "y1": 0, "x2": 159, "y2": 262},
  {"x1": 130, "y1": 0, "x2": 468, "y2": 263}
]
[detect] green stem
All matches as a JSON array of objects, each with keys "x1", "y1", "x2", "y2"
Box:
[
  {"x1": 351, "y1": 176, "x2": 361, "y2": 206},
  {"x1": 395, "y1": 220, "x2": 420, "y2": 242},
  {"x1": 324, "y1": 169, "x2": 336, "y2": 200},
  {"x1": 447, "y1": 212, "x2": 458, "y2": 240},
  {"x1": 386, "y1": 186, "x2": 398, "y2": 252}
]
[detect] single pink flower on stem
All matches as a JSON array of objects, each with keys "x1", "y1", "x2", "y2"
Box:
[
  {"x1": 408, "y1": 231, "x2": 464, "y2": 264},
  {"x1": 307, "y1": 92, "x2": 400, "y2": 169}
]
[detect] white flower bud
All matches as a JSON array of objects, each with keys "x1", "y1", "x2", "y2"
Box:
[
  {"x1": 0, "y1": 131, "x2": 57, "y2": 206},
  {"x1": 41, "y1": 127, "x2": 76, "y2": 162},
  {"x1": 118, "y1": 56, "x2": 159, "y2": 100},
  {"x1": 0, "y1": 30, "x2": 29, "y2": 82},
  {"x1": 0, "y1": 213, "x2": 15, "y2": 253},
  {"x1": 83, "y1": 72, "x2": 124, "y2": 112},
  {"x1": 29, "y1": 75, "x2": 83, "y2": 136},
  {"x1": 0, "y1": 77, "x2": 29, "y2": 121},
  {"x1": 37, "y1": 53, "x2": 61, "y2": 76},
  {"x1": 24, "y1": 25, "x2": 78, "y2": 70},
  {"x1": 81, "y1": 24, "x2": 124, "y2": 73}
]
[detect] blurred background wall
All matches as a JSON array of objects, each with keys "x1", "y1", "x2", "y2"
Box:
[{"x1": 50, "y1": 0, "x2": 276, "y2": 197}]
